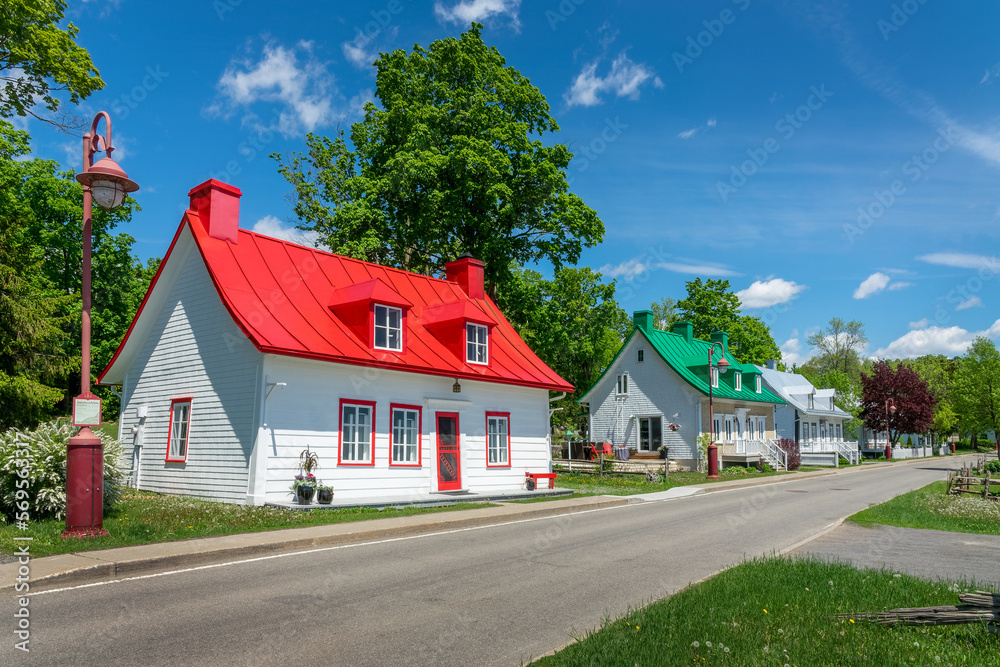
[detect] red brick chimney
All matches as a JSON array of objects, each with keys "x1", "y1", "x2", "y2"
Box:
[
  {"x1": 445, "y1": 254, "x2": 485, "y2": 299},
  {"x1": 188, "y1": 179, "x2": 242, "y2": 243}
]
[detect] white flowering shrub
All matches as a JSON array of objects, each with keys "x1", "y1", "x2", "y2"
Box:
[{"x1": 0, "y1": 419, "x2": 125, "y2": 522}]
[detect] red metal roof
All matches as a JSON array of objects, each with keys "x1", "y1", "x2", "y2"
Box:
[{"x1": 100, "y1": 207, "x2": 573, "y2": 393}]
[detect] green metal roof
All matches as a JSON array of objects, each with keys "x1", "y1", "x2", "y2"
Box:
[
  {"x1": 579, "y1": 318, "x2": 785, "y2": 405},
  {"x1": 643, "y1": 327, "x2": 784, "y2": 404}
]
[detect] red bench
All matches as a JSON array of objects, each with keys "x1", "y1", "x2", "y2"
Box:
[{"x1": 525, "y1": 472, "x2": 557, "y2": 490}]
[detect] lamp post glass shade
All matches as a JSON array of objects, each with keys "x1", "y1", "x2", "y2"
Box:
[
  {"x1": 716, "y1": 357, "x2": 729, "y2": 374},
  {"x1": 77, "y1": 155, "x2": 139, "y2": 211}
]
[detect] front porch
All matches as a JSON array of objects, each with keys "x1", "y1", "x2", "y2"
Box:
[
  {"x1": 718, "y1": 439, "x2": 788, "y2": 470},
  {"x1": 800, "y1": 439, "x2": 860, "y2": 465}
]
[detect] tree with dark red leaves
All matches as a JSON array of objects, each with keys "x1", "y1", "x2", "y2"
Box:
[{"x1": 860, "y1": 360, "x2": 936, "y2": 447}]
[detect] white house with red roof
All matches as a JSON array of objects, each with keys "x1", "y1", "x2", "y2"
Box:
[{"x1": 98, "y1": 180, "x2": 572, "y2": 505}]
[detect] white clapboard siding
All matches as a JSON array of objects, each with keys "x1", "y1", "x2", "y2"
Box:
[
  {"x1": 119, "y1": 242, "x2": 261, "y2": 503},
  {"x1": 589, "y1": 334, "x2": 702, "y2": 462},
  {"x1": 257, "y1": 354, "x2": 551, "y2": 503}
]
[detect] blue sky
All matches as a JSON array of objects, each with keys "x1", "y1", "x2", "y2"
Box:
[{"x1": 21, "y1": 0, "x2": 1000, "y2": 365}]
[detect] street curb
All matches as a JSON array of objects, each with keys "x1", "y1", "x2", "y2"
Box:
[{"x1": 1, "y1": 495, "x2": 628, "y2": 592}]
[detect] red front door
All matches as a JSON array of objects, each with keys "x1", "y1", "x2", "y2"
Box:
[{"x1": 436, "y1": 413, "x2": 461, "y2": 491}]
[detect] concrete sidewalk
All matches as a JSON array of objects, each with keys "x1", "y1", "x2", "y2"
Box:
[{"x1": 1, "y1": 454, "x2": 977, "y2": 593}]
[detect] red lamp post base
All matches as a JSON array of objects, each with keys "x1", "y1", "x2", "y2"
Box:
[
  {"x1": 884, "y1": 444, "x2": 892, "y2": 460},
  {"x1": 64, "y1": 427, "x2": 106, "y2": 538},
  {"x1": 707, "y1": 443, "x2": 719, "y2": 479}
]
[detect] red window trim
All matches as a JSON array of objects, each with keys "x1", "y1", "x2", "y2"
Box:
[
  {"x1": 337, "y1": 398, "x2": 377, "y2": 467},
  {"x1": 485, "y1": 411, "x2": 511, "y2": 468},
  {"x1": 388, "y1": 403, "x2": 422, "y2": 468},
  {"x1": 372, "y1": 303, "x2": 407, "y2": 354},
  {"x1": 165, "y1": 397, "x2": 193, "y2": 463},
  {"x1": 465, "y1": 321, "x2": 490, "y2": 367}
]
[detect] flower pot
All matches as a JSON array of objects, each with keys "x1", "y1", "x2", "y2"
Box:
[
  {"x1": 296, "y1": 486, "x2": 316, "y2": 505},
  {"x1": 525, "y1": 478, "x2": 536, "y2": 491},
  {"x1": 316, "y1": 488, "x2": 333, "y2": 504},
  {"x1": 659, "y1": 450, "x2": 669, "y2": 459}
]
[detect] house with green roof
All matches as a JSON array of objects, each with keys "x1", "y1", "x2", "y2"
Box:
[{"x1": 579, "y1": 311, "x2": 787, "y2": 471}]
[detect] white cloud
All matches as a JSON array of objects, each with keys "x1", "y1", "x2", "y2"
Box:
[
  {"x1": 655, "y1": 261, "x2": 742, "y2": 277},
  {"x1": 736, "y1": 278, "x2": 807, "y2": 309},
  {"x1": 918, "y1": 252, "x2": 999, "y2": 271},
  {"x1": 781, "y1": 333, "x2": 808, "y2": 367},
  {"x1": 980, "y1": 63, "x2": 1000, "y2": 85},
  {"x1": 853, "y1": 272, "x2": 891, "y2": 299},
  {"x1": 955, "y1": 296, "x2": 983, "y2": 310},
  {"x1": 211, "y1": 41, "x2": 337, "y2": 137},
  {"x1": 251, "y1": 215, "x2": 320, "y2": 247},
  {"x1": 343, "y1": 30, "x2": 378, "y2": 69},
  {"x1": 887, "y1": 281, "x2": 911, "y2": 291},
  {"x1": 874, "y1": 319, "x2": 1000, "y2": 359},
  {"x1": 434, "y1": 0, "x2": 520, "y2": 25},
  {"x1": 598, "y1": 257, "x2": 649, "y2": 281},
  {"x1": 598, "y1": 255, "x2": 741, "y2": 280},
  {"x1": 909, "y1": 318, "x2": 929, "y2": 330},
  {"x1": 677, "y1": 117, "x2": 717, "y2": 140},
  {"x1": 564, "y1": 51, "x2": 658, "y2": 108}
]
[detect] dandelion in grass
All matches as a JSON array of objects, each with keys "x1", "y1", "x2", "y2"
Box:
[
  {"x1": 692, "y1": 641, "x2": 699, "y2": 648},
  {"x1": 706, "y1": 641, "x2": 712, "y2": 647}
]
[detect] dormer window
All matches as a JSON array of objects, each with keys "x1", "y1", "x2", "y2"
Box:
[
  {"x1": 755, "y1": 375, "x2": 761, "y2": 393},
  {"x1": 808, "y1": 393, "x2": 814, "y2": 409},
  {"x1": 374, "y1": 304, "x2": 403, "y2": 351},
  {"x1": 734, "y1": 372, "x2": 742, "y2": 391},
  {"x1": 466, "y1": 322, "x2": 488, "y2": 364},
  {"x1": 710, "y1": 367, "x2": 719, "y2": 388}
]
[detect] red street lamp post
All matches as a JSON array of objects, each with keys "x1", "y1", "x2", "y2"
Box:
[
  {"x1": 63, "y1": 112, "x2": 138, "y2": 538},
  {"x1": 706, "y1": 341, "x2": 729, "y2": 480},
  {"x1": 884, "y1": 398, "x2": 897, "y2": 462}
]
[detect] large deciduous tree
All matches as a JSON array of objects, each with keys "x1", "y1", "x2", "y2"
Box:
[
  {"x1": 953, "y1": 337, "x2": 1000, "y2": 453},
  {"x1": 906, "y1": 354, "x2": 960, "y2": 442},
  {"x1": 675, "y1": 277, "x2": 781, "y2": 365},
  {"x1": 804, "y1": 317, "x2": 867, "y2": 384},
  {"x1": 498, "y1": 267, "x2": 628, "y2": 430},
  {"x1": 649, "y1": 297, "x2": 678, "y2": 331},
  {"x1": 860, "y1": 360, "x2": 936, "y2": 447},
  {"x1": 0, "y1": 0, "x2": 104, "y2": 128},
  {"x1": 274, "y1": 24, "x2": 602, "y2": 299}
]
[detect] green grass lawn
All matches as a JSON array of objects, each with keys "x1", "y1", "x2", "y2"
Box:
[
  {"x1": 0, "y1": 490, "x2": 492, "y2": 558},
  {"x1": 849, "y1": 480, "x2": 1000, "y2": 536},
  {"x1": 552, "y1": 467, "x2": 783, "y2": 496},
  {"x1": 531, "y1": 556, "x2": 997, "y2": 666}
]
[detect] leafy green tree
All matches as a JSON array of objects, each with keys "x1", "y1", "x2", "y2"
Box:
[
  {"x1": 675, "y1": 278, "x2": 781, "y2": 365},
  {"x1": 905, "y1": 354, "x2": 959, "y2": 442},
  {"x1": 498, "y1": 267, "x2": 628, "y2": 430},
  {"x1": 0, "y1": 0, "x2": 104, "y2": 126},
  {"x1": 0, "y1": 120, "x2": 150, "y2": 423},
  {"x1": 953, "y1": 337, "x2": 1000, "y2": 453},
  {"x1": 804, "y1": 317, "x2": 867, "y2": 384},
  {"x1": 274, "y1": 24, "x2": 602, "y2": 299},
  {"x1": 728, "y1": 315, "x2": 782, "y2": 366},
  {"x1": 676, "y1": 278, "x2": 740, "y2": 338},
  {"x1": 650, "y1": 296, "x2": 677, "y2": 330}
]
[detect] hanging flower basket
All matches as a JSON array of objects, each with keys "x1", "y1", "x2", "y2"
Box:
[{"x1": 668, "y1": 423, "x2": 680, "y2": 432}]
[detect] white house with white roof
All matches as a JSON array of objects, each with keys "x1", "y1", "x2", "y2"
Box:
[{"x1": 755, "y1": 361, "x2": 858, "y2": 465}]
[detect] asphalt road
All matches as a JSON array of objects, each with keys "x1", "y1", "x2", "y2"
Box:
[{"x1": 4, "y1": 458, "x2": 975, "y2": 666}]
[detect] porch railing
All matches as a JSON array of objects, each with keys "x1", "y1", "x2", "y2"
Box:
[
  {"x1": 718, "y1": 439, "x2": 787, "y2": 471},
  {"x1": 763, "y1": 439, "x2": 787, "y2": 471}
]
